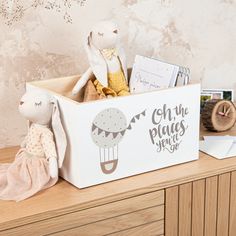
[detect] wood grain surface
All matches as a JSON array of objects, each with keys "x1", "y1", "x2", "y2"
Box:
[
  {"x1": 107, "y1": 220, "x2": 164, "y2": 236},
  {"x1": 204, "y1": 176, "x2": 218, "y2": 236},
  {"x1": 0, "y1": 126, "x2": 236, "y2": 235},
  {"x1": 165, "y1": 172, "x2": 235, "y2": 236},
  {"x1": 0, "y1": 191, "x2": 164, "y2": 235},
  {"x1": 165, "y1": 186, "x2": 178, "y2": 236},
  {"x1": 1, "y1": 145, "x2": 236, "y2": 230},
  {"x1": 192, "y1": 179, "x2": 205, "y2": 236},
  {"x1": 178, "y1": 182, "x2": 192, "y2": 236},
  {"x1": 217, "y1": 172, "x2": 231, "y2": 236},
  {"x1": 50, "y1": 206, "x2": 164, "y2": 236}
]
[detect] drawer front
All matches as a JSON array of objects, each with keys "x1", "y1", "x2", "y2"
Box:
[
  {"x1": 0, "y1": 190, "x2": 164, "y2": 236},
  {"x1": 165, "y1": 171, "x2": 236, "y2": 236},
  {"x1": 51, "y1": 206, "x2": 164, "y2": 236},
  {"x1": 108, "y1": 221, "x2": 164, "y2": 236}
]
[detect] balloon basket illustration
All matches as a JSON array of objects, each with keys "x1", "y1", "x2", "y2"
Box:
[{"x1": 91, "y1": 108, "x2": 146, "y2": 174}]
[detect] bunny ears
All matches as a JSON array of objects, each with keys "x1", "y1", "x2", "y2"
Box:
[{"x1": 51, "y1": 98, "x2": 67, "y2": 168}]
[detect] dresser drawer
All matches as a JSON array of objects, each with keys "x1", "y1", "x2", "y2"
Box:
[
  {"x1": 0, "y1": 190, "x2": 164, "y2": 235},
  {"x1": 52, "y1": 206, "x2": 164, "y2": 236},
  {"x1": 108, "y1": 220, "x2": 164, "y2": 236}
]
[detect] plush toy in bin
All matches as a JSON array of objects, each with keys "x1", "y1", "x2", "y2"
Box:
[
  {"x1": 72, "y1": 20, "x2": 130, "y2": 100},
  {"x1": 0, "y1": 91, "x2": 67, "y2": 201}
]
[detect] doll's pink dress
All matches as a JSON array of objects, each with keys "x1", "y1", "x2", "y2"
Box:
[{"x1": 0, "y1": 124, "x2": 58, "y2": 201}]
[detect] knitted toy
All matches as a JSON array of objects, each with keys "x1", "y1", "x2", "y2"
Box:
[
  {"x1": 0, "y1": 90, "x2": 67, "y2": 201},
  {"x1": 72, "y1": 20, "x2": 130, "y2": 98}
]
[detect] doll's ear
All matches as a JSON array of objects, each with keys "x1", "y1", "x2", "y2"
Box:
[
  {"x1": 51, "y1": 99, "x2": 67, "y2": 168},
  {"x1": 85, "y1": 29, "x2": 108, "y2": 87}
]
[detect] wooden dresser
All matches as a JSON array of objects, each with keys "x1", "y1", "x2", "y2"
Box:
[{"x1": 0, "y1": 127, "x2": 236, "y2": 236}]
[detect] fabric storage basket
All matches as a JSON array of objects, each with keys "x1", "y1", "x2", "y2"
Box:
[{"x1": 27, "y1": 74, "x2": 200, "y2": 188}]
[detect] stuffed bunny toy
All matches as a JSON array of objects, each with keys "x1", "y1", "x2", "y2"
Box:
[
  {"x1": 72, "y1": 20, "x2": 130, "y2": 98},
  {"x1": 0, "y1": 90, "x2": 67, "y2": 201}
]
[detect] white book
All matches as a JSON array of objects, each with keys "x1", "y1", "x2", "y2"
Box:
[{"x1": 130, "y1": 55, "x2": 189, "y2": 94}]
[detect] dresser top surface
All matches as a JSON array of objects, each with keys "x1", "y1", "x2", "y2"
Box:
[{"x1": 0, "y1": 126, "x2": 236, "y2": 228}]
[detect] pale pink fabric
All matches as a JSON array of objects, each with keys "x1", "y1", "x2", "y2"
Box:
[
  {"x1": 0, "y1": 150, "x2": 57, "y2": 202},
  {"x1": 0, "y1": 124, "x2": 59, "y2": 202}
]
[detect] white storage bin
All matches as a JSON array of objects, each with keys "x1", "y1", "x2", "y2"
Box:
[{"x1": 27, "y1": 75, "x2": 200, "y2": 188}]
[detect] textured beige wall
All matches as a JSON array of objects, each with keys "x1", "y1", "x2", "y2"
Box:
[{"x1": 0, "y1": 0, "x2": 236, "y2": 148}]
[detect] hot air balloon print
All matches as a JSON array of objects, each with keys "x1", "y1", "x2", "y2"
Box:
[{"x1": 91, "y1": 108, "x2": 146, "y2": 174}]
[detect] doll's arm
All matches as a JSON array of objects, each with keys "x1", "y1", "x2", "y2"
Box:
[
  {"x1": 41, "y1": 130, "x2": 58, "y2": 178},
  {"x1": 48, "y1": 157, "x2": 58, "y2": 178},
  {"x1": 72, "y1": 67, "x2": 93, "y2": 95}
]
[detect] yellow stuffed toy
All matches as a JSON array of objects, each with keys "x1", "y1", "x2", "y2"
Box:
[{"x1": 72, "y1": 21, "x2": 130, "y2": 99}]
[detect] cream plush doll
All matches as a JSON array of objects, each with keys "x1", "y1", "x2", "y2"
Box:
[
  {"x1": 72, "y1": 20, "x2": 130, "y2": 98},
  {"x1": 0, "y1": 90, "x2": 67, "y2": 201}
]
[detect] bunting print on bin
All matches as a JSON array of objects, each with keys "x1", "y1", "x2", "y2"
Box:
[{"x1": 91, "y1": 108, "x2": 146, "y2": 174}]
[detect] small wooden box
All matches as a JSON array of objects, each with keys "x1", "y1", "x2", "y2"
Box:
[{"x1": 27, "y1": 75, "x2": 200, "y2": 188}]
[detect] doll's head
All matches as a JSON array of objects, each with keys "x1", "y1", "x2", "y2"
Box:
[
  {"x1": 19, "y1": 90, "x2": 67, "y2": 167},
  {"x1": 89, "y1": 20, "x2": 119, "y2": 50},
  {"x1": 19, "y1": 91, "x2": 54, "y2": 125}
]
